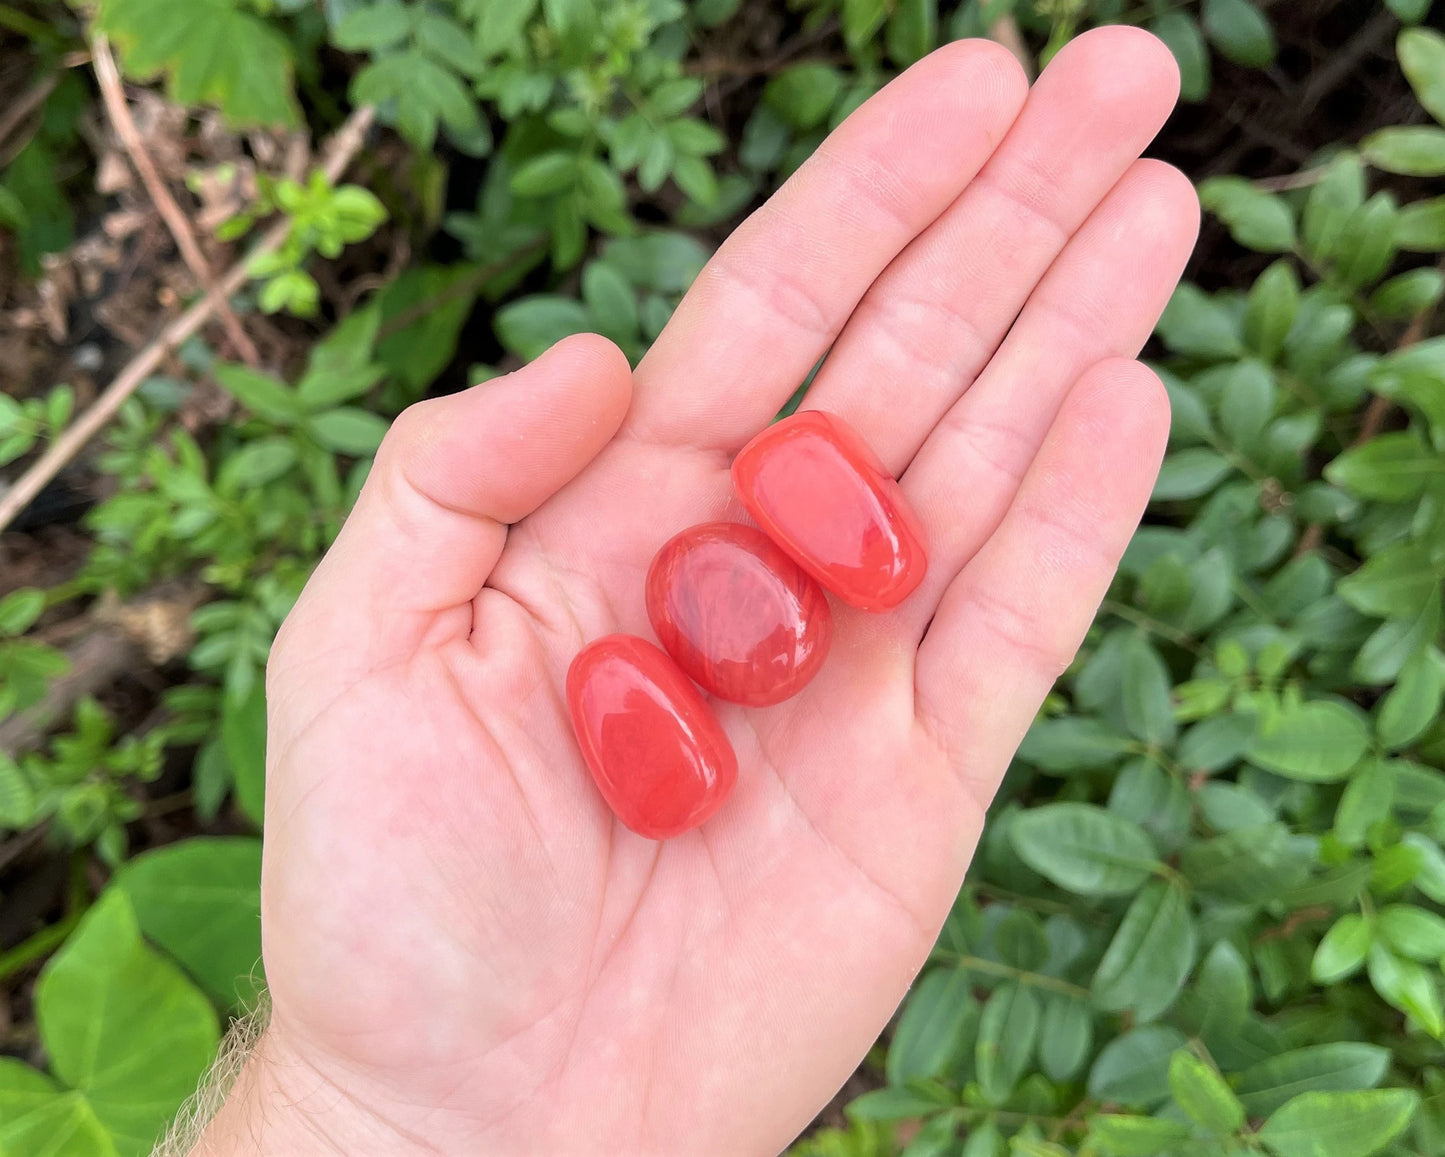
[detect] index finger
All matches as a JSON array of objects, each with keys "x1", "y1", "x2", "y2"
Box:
[{"x1": 625, "y1": 39, "x2": 1029, "y2": 453}]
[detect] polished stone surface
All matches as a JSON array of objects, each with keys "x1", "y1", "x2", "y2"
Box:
[
  {"x1": 646, "y1": 522, "x2": 831, "y2": 706},
  {"x1": 732, "y1": 410, "x2": 928, "y2": 611},
  {"x1": 566, "y1": 634, "x2": 738, "y2": 839}
]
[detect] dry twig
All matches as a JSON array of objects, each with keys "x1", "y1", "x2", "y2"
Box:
[
  {"x1": 90, "y1": 35, "x2": 260, "y2": 367},
  {"x1": 0, "y1": 104, "x2": 376, "y2": 534}
]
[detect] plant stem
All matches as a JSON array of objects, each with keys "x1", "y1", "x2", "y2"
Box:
[
  {"x1": 0, "y1": 3, "x2": 63, "y2": 44},
  {"x1": 0, "y1": 908, "x2": 81, "y2": 982},
  {"x1": 936, "y1": 951, "x2": 1091, "y2": 999},
  {"x1": 1100, "y1": 599, "x2": 1202, "y2": 654}
]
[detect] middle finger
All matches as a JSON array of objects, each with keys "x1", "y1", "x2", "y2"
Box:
[{"x1": 799, "y1": 26, "x2": 1181, "y2": 475}]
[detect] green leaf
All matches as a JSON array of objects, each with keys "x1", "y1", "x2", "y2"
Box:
[
  {"x1": 1338, "y1": 542, "x2": 1442, "y2": 620},
  {"x1": 1038, "y1": 994, "x2": 1092, "y2": 1083},
  {"x1": 1247, "y1": 700, "x2": 1370, "y2": 782},
  {"x1": 1199, "y1": 177, "x2": 1295, "y2": 252},
  {"x1": 495, "y1": 295, "x2": 592, "y2": 361},
  {"x1": 1377, "y1": 904, "x2": 1445, "y2": 961},
  {"x1": 1244, "y1": 260, "x2": 1300, "y2": 362},
  {"x1": 215, "y1": 436, "x2": 298, "y2": 492},
  {"x1": 0, "y1": 587, "x2": 45, "y2": 636},
  {"x1": 581, "y1": 262, "x2": 639, "y2": 345},
  {"x1": 1335, "y1": 759, "x2": 1395, "y2": 848},
  {"x1": 474, "y1": 0, "x2": 539, "y2": 54},
  {"x1": 1156, "y1": 283, "x2": 1245, "y2": 357},
  {"x1": 1396, "y1": 197, "x2": 1445, "y2": 251},
  {"x1": 1169, "y1": 1049, "x2": 1245, "y2": 1134},
  {"x1": 763, "y1": 64, "x2": 846, "y2": 131},
  {"x1": 886, "y1": 0, "x2": 937, "y2": 67},
  {"x1": 1259, "y1": 1089, "x2": 1418, "y2": 1157},
  {"x1": 1327, "y1": 430, "x2": 1440, "y2": 501},
  {"x1": 1087, "y1": 1025, "x2": 1189, "y2": 1106},
  {"x1": 1093, "y1": 881, "x2": 1196, "y2": 1020},
  {"x1": 1009, "y1": 803, "x2": 1159, "y2": 896},
  {"x1": 36, "y1": 891, "x2": 219, "y2": 1155},
  {"x1": 1363, "y1": 126, "x2": 1445, "y2": 176},
  {"x1": 1201, "y1": 0, "x2": 1277, "y2": 68},
  {"x1": 1369, "y1": 267, "x2": 1445, "y2": 320},
  {"x1": 0, "y1": 1059, "x2": 117, "y2": 1157},
  {"x1": 375, "y1": 265, "x2": 486, "y2": 396},
  {"x1": 1379, "y1": 648, "x2": 1445, "y2": 748},
  {"x1": 1236, "y1": 1043, "x2": 1391, "y2": 1119},
  {"x1": 1016, "y1": 717, "x2": 1134, "y2": 773},
  {"x1": 1302, "y1": 154, "x2": 1366, "y2": 262},
  {"x1": 1153, "y1": 448, "x2": 1234, "y2": 500},
  {"x1": 0, "y1": 754, "x2": 36, "y2": 828},
  {"x1": 1336, "y1": 193, "x2": 1400, "y2": 290},
  {"x1": 1186, "y1": 940, "x2": 1253, "y2": 1038},
  {"x1": 115, "y1": 837, "x2": 263, "y2": 1008},
  {"x1": 1366, "y1": 943, "x2": 1444, "y2": 1036},
  {"x1": 1220, "y1": 359, "x2": 1277, "y2": 449},
  {"x1": 214, "y1": 364, "x2": 305, "y2": 425},
  {"x1": 847, "y1": 1086, "x2": 952, "y2": 1122},
  {"x1": 332, "y1": 0, "x2": 412, "y2": 50},
  {"x1": 307, "y1": 408, "x2": 389, "y2": 455},
  {"x1": 975, "y1": 983, "x2": 1040, "y2": 1104},
  {"x1": 1120, "y1": 633, "x2": 1177, "y2": 746},
  {"x1": 1151, "y1": 14, "x2": 1210, "y2": 103},
  {"x1": 842, "y1": 0, "x2": 890, "y2": 50},
  {"x1": 888, "y1": 966, "x2": 976, "y2": 1085},
  {"x1": 222, "y1": 682, "x2": 266, "y2": 826},
  {"x1": 1087, "y1": 1113, "x2": 1193, "y2": 1157},
  {"x1": 1400, "y1": 28, "x2": 1445, "y2": 126},
  {"x1": 96, "y1": 0, "x2": 300, "y2": 127},
  {"x1": 510, "y1": 151, "x2": 581, "y2": 196},
  {"x1": 1311, "y1": 914, "x2": 1372, "y2": 984},
  {"x1": 1181, "y1": 822, "x2": 1310, "y2": 900}
]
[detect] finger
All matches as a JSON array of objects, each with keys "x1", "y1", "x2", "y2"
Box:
[
  {"x1": 277, "y1": 334, "x2": 633, "y2": 674},
  {"x1": 626, "y1": 39, "x2": 1029, "y2": 452},
  {"x1": 899, "y1": 158, "x2": 1198, "y2": 634},
  {"x1": 912, "y1": 358, "x2": 1169, "y2": 797},
  {"x1": 801, "y1": 26, "x2": 1181, "y2": 474}
]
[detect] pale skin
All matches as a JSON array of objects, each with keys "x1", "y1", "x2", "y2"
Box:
[{"x1": 195, "y1": 28, "x2": 1199, "y2": 1157}]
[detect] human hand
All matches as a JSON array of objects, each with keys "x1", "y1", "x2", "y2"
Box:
[{"x1": 198, "y1": 27, "x2": 1197, "y2": 1156}]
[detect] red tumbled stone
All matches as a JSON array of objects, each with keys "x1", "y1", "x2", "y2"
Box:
[
  {"x1": 566, "y1": 634, "x2": 737, "y2": 840},
  {"x1": 646, "y1": 522, "x2": 832, "y2": 707},
  {"x1": 732, "y1": 409, "x2": 928, "y2": 611}
]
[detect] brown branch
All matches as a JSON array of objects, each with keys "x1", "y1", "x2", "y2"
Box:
[
  {"x1": 1254, "y1": 905, "x2": 1333, "y2": 945},
  {"x1": 90, "y1": 35, "x2": 260, "y2": 367},
  {"x1": 0, "y1": 104, "x2": 376, "y2": 535}
]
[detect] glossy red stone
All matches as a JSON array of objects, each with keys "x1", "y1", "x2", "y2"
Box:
[
  {"x1": 646, "y1": 522, "x2": 832, "y2": 707},
  {"x1": 731, "y1": 409, "x2": 928, "y2": 611},
  {"x1": 566, "y1": 634, "x2": 738, "y2": 839}
]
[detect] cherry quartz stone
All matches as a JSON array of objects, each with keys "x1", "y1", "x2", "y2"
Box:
[
  {"x1": 646, "y1": 522, "x2": 832, "y2": 707},
  {"x1": 566, "y1": 634, "x2": 738, "y2": 839},
  {"x1": 732, "y1": 410, "x2": 928, "y2": 611}
]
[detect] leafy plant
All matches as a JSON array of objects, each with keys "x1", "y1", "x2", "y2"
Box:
[{"x1": 220, "y1": 171, "x2": 388, "y2": 316}]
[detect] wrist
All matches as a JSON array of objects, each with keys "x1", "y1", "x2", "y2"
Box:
[{"x1": 189, "y1": 1020, "x2": 425, "y2": 1157}]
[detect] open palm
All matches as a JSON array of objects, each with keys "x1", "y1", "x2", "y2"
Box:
[{"x1": 235, "y1": 29, "x2": 1198, "y2": 1157}]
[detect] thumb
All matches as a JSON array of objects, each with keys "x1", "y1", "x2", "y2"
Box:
[{"x1": 277, "y1": 333, "x2": 633, "y2": 677}]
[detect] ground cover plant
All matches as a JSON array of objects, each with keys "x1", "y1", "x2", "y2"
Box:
[{"x1": 1, "y1": 1, "x2": 1443, "y2": 1154}]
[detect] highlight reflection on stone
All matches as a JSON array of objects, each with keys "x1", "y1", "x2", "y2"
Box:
[
  {"x1": 732, "y1": 409, "x2": 928, "y2": 611},
  {"x1": 646, "y1": 522, "x2": 832, "y2": 707},
  {"x1": 566, "y1": 634, "x2": 737, "y2": 840}
]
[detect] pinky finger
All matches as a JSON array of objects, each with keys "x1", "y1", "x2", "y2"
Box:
[{"x1": 912, "y1": 358, "x2": 1170, "y2": 802}]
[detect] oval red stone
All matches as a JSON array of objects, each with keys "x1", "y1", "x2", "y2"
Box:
[
  {"x1": 646, "y1": 522, "x2": 832, "y2": 707},
  {"x1": 566, "y1": 634, "x2": 738, "y2": 840},
  {"x1": 731, "y1": 409, "x2": 928, "y2": 611}
]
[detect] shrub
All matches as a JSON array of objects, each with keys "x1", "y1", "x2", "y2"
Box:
[{"x1": 0, "y1": 3, "x2": 1442, "y2": 1156}]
